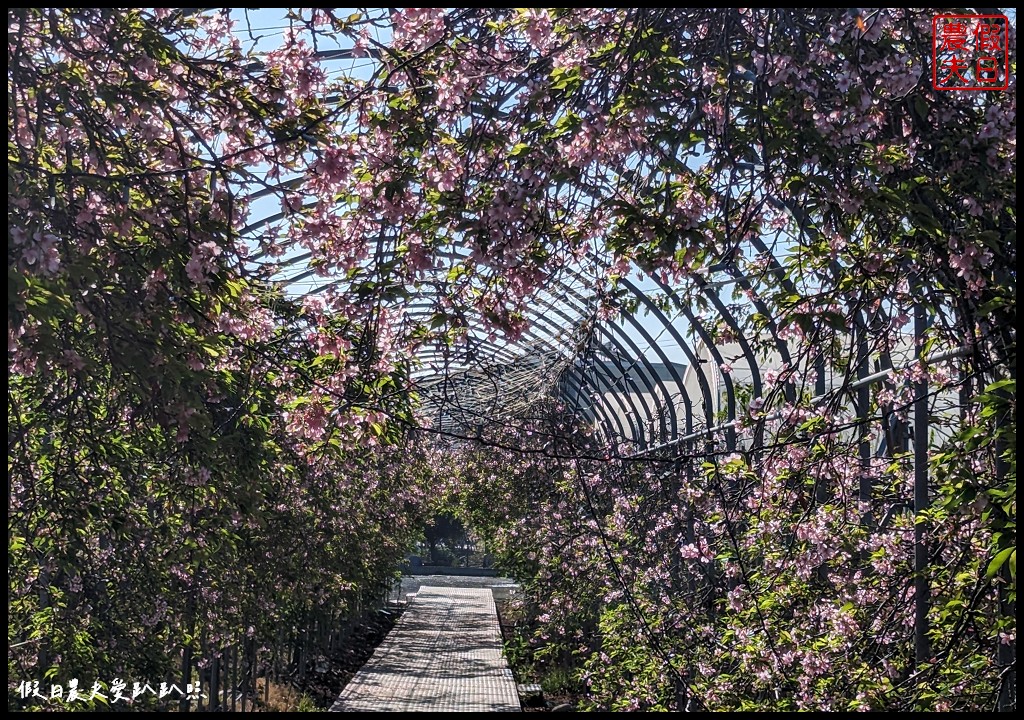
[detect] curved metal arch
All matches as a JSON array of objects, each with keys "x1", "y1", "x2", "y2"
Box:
[
  {"x1": 570, "y1": 354, "x2": 641, "y2": 445},
  {"x1": 558, "y1": 329, "x2": 659, "y2": 449},
  {"x1": 586, "y1": 263, "x2": 710, "y2": 448},
  {"x1": 743, "y1": 232, "x2": 797, "y2": 403},
  {"x1": 301, "y1": 257, "x2": 598, "y2": 367},
  {"x1": 400, "y1": 307, "x2": 576, "y2": 369},
  {"x1": 584, "y1": 396, "x2": 622, "y2": 451},
  {"x1": 239, "y1": 179, "x2": 850, "y2": 448},
  {"x1": 586, "y1": 344, "x2": 655, "y2": 448},
  {"x1": 399, "y1": 276, "x2": 599, "y2": 379},
  {"x1": 692, "y1": 274, "x2": 764, "y2": 406},
  {"x1": 658, "y1": 270, "x2": 768, "y2": 451},
  {"x1": 406, "y1": 270, "x2": 671, "y2": 439},
  {"x1": 418, "y1": 361, "x2": 570, "y2": 406},
  {"x1": 222, "y1": 31, "x2": 885, "y2": 448},
  {"x1": 617, "y1": 278, "x2": 694, "y2": 437},
  {"x1": 607, "y1": 305, "x2": 677, "y2": 444},
  {"x1": 587, "y1": 314, "x2": 682, "y2": 449},
  {"x1": 564, "y1": 337, "x2": 649, "y2": 448},
  {"x1": 410, "y1": 351, "x2": 524, "y2": 387},
  {"x1": 652, "y1": 278, "x2": 738, "y2": 449},
  {"x1": 410, "y1": 347, "x2": 567, "y2": 398},
  {"x1": 297, "y1": 257, "x2": 599, "y2": 354},
  {"x1": 565, "y1": 313, "x2": 700, "y2": 450},
  {"x1": 468, "y1": 272, "x2": 677, "y2": 450},
  {"x1": 541, "y1": 271, "x2": 683, "y2": 448},
  {"x1": 631, "y1": 278, "x2": 718, "y2": 435}
]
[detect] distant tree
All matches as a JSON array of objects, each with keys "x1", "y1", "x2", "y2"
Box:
[{"x1": 423, "y1": 513, "x2": 468, "y2": 562}]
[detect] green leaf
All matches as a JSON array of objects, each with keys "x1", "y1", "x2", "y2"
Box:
[
  {"x1": 986, "y1": 547, "x2": 1015, "y2": 580},
  {"x1": 983, "y1": 379, "x2": 1015, "y2": 393}
]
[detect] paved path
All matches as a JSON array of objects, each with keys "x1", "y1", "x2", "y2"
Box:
[
  {"x1": 330, "y1": 586, "x2": 521, "y2": 712},
  {"x1": 398, "y1": 574, "x2": 514, "y2": 597}
]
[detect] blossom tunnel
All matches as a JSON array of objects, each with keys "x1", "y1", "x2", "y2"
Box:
[{"x1": 7, "y1": 7, "x2": 1016, "y2": 713}]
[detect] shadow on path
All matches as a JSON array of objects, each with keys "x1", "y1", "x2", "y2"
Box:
[{"x1": 331, "y1": 586, "x2": 521, "y2": 713}]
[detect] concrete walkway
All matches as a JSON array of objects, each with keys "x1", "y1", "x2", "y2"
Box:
[{"x1": 330, "y1": 586, "x2": 521, "y2": 712}]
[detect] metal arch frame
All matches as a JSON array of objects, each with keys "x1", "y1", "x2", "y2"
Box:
[
  {"x1": 681, "y1": 295, "x2": 738, "y2": 449},
  {"x1": 691, "y1": 274, "x2": 764, "y2": 406},
  {"x1": 642, "y1": 279, "x2": 720, "y2": 433},
  {"x1": 560, "y1": 362, "x2": 625, "y2": 442},
  {"x1": 405, "y1": 267, "x2": 608, "y2": 429},
  {"x1": 413, "y1": 352, "x2": 571, "y2": 426},
  {"x1": 283, "y1": 259, "x2": 595, "y2": 363},
  {"x1": 617, "y1": 278, "x2": 695, "y2": 437},
  {"x1": 578, "y1": 309, "x2": 687, "y2": 450},
  {"x1": 739, "y1": 232, "x2": 796, "y2": 392},
  {"x1": 453, "y1": 265, "x2": 677, "y2": 449},
  {"x1": 400, "y1": 279, "x2": 597, "y2": 379},
  {"x1": 244, "y1": 221, "x2": 783, "y2": 452},
  {"x1": 598, "y1": 311, "x2": 675, "y2": 444},
  {"x1": 268, "y1": 236, "x2": 660, "y2": 441},
  {"x1": 233, "y1": 128, "x2": 693, "y2": 445},
  {"x1": 541, "y1": 274, "x2": 687, "y2": 448},
  {"x1": 591, "y1": 344, "x2": 659, "y2": 448},
  {"x1": 404, "y1": 314, "x2": 567, "y2": 370},
  {"x1": 603, "y1": 300, "x2": 676, "y2": 443},
  {"x1": 587, "y1": 343, "x2": 658, "y2": 448},
  {"x1": 563, "y1": 327, "x2": 655, "y2": 449},
  {"x1": 232, "y1": 114, "x2": 880, "y2": 452},
  {"x1": 570, "y1": 352, "x2": 642, "y2": 445},
  {"x1": 221, "y1": 20, "x2": 810, "y2": 453}
]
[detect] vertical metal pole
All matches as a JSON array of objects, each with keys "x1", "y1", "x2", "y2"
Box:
[
  {"x1": 242, "y1": 640, "x2": 251, "y2": 712},
  {"x1": 994, "y1": 374, "x2": 1016, "y2": 711},
  {"x1": 231, "y1": 645, "x2": 238, "y2": 712},
  {"x1": 815, "y1": 351, "x2": 826, "y2": 398},
  {"x1": 815, "y1": 352, "x2": 829, "y2": 504},
  {"x1": 221, "y1": 649, "x2": 227, "y2": 711},
  {"x1": 856, "y1": 314, "x2": 873, "y2": 514},
  {"x1": 211, "y1": 653, "x2": 220, "y2": 711},
  {"x1": 267, "y1": 639, "x2": 274, "y2": 705},
  {"x1": 179, "y1": 645, "x2": 192, "y2": 713},
  {"x1": 913, "y1": 302, "x2": 930, "y2": 666}
]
